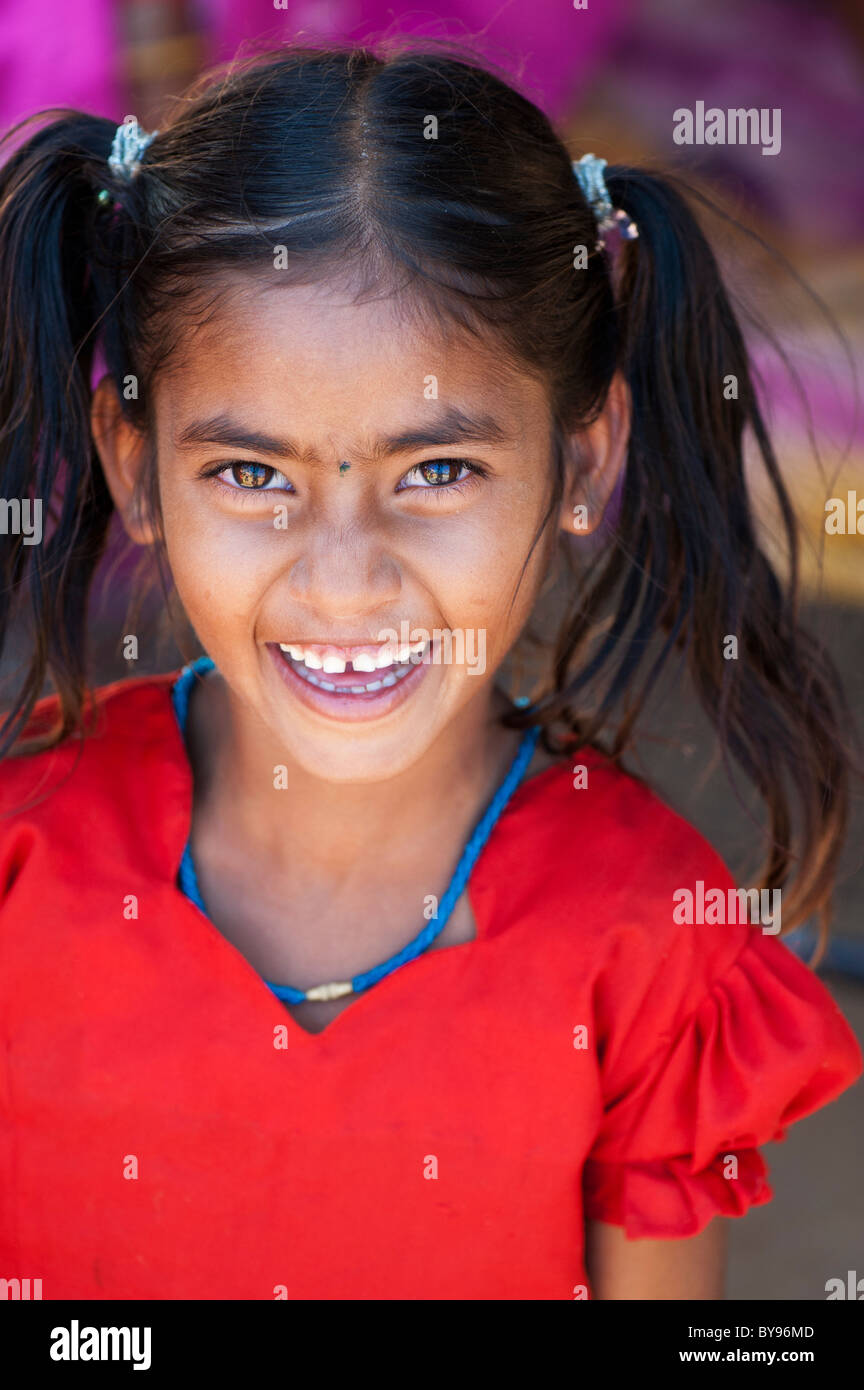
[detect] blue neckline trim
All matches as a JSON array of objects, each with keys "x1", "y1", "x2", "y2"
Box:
[{"x1": 170, "y1": 654, "x2": 540, "y2": 1004}]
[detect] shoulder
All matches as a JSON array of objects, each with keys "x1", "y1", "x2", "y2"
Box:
[
  {"x1": 0, "y1": 669, "x2": 191, "y2": 984},
  {"x1": 0, "y1": 668, "x2": 183, "y2": 838},
  {"x1": 513, "y1": 739, "x2": 737, "y2": 909},
  {"x1": 513, "y1": 748, "x2": 863, "y2": 1129},
  {"x1": 498, "y1": 740, "x2": 750, "y2": 995}
]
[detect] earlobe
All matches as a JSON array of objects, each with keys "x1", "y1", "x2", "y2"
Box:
[
  {"x1": 90, "y1": 377, "x2": 156, "y2": 545},
  {"x1": 559, "y1": 373, "x2": 631, "y2": 537}
]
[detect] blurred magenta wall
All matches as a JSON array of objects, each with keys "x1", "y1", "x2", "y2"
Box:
[{"x1": 0, "y1": 0, "x2": 632, "y2": 133}]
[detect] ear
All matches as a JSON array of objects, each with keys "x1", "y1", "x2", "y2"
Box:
[
  {"x1": 91, "y1": 376, "x2": 157, "y2": 545},
  {"x1": 559, "y1": 372, "x2": 630, "y2": 537}
]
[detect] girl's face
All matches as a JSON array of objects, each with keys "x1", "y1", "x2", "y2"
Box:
[{"x1": 121, "y1": 277, "x2": 566, "y2": 782}]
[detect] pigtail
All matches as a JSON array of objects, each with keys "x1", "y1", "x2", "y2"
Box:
[
  {"x1": 0, "y1": 112, "x2": 121, "y2": 753},
  {"x1": 545, "y1": 166, "x2": 852, "y2": 947}
]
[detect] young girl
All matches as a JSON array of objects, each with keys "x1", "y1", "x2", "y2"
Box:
[{"x1": 0, "y1": 43, "x2": 859, "y2": 1302}]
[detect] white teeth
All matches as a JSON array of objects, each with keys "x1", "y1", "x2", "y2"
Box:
[
  {"x1": 283, "y1": 656, "x2": 415, "y2": 694},
  {"x1": 278, "y1": 638, "x2": 429, "y2": 676}
]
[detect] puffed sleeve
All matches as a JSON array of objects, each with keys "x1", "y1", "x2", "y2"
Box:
[{"x1": 583, "y1": 924, "x2": 862, "y2": 1239}]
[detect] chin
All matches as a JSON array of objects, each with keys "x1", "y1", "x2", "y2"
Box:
[{"x1": 273, "y1": 730, "x2": 436, "y2": 786}]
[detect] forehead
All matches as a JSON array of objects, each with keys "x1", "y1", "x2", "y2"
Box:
[{"x1": 153, "y1": 273, "x2": 549, "y2": 444}]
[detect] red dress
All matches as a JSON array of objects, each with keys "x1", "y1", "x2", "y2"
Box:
[{"x1": 0, "y1": 671, "x2": 859, "y2": 1299}]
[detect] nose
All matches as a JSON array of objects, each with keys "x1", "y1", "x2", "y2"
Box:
[{"x1": 283, "y1": 516, "x2": 403, "y2": 622}]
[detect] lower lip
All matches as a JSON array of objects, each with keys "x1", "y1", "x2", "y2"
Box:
[{"x1": 266, "y1": 642, "x2": 432, "y2": 723}]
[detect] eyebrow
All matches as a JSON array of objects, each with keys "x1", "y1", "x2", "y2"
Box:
[{"x1": 174, "y1": 406, "x2": 515, "y2": 461}]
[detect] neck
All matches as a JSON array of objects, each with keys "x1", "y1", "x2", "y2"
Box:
[{"x1": 185, "y1": 670, "x2": 524, "y2": 883}]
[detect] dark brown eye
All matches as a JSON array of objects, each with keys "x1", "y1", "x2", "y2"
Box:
[
  {"x1": 416, "y1": 461, "x2": 468, "y2": 486},
  {"x1": 230, "y1": 463, "x2": 273, "y2": 489},
  {"x1": 212, "y1": 461, "x2": 293, "y2": 495}
]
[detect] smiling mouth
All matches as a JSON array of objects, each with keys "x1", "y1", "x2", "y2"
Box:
[{"x1": 271, "y1": 638, "x2": 431, "y2": 696}]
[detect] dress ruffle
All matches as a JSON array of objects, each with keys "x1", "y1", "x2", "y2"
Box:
[{"x1": 583, "y1": 929, "x2": 862, "y2": 1239}]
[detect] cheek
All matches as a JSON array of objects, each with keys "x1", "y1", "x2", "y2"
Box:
[
  {"x1": 157, "y1": 470, "x2": 276, "y2": 634},
  {"x1": 428, "y1": 507, "x2": 546, "y2": 640}
]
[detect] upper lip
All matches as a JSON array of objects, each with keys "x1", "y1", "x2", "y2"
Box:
[{"x1": 269, "y1": 639, "x2": 429, "y2": 653}]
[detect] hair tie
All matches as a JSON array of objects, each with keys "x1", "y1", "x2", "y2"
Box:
[
  {"x1": 107, "y1": 116, "x2": 157, "y2": 181},
  {"x1": 97, "y1": 117, "x2": 157, "y2": 207},
  {"x1": 573, "y1": 153, "x2": 638, "y2": 250}
]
